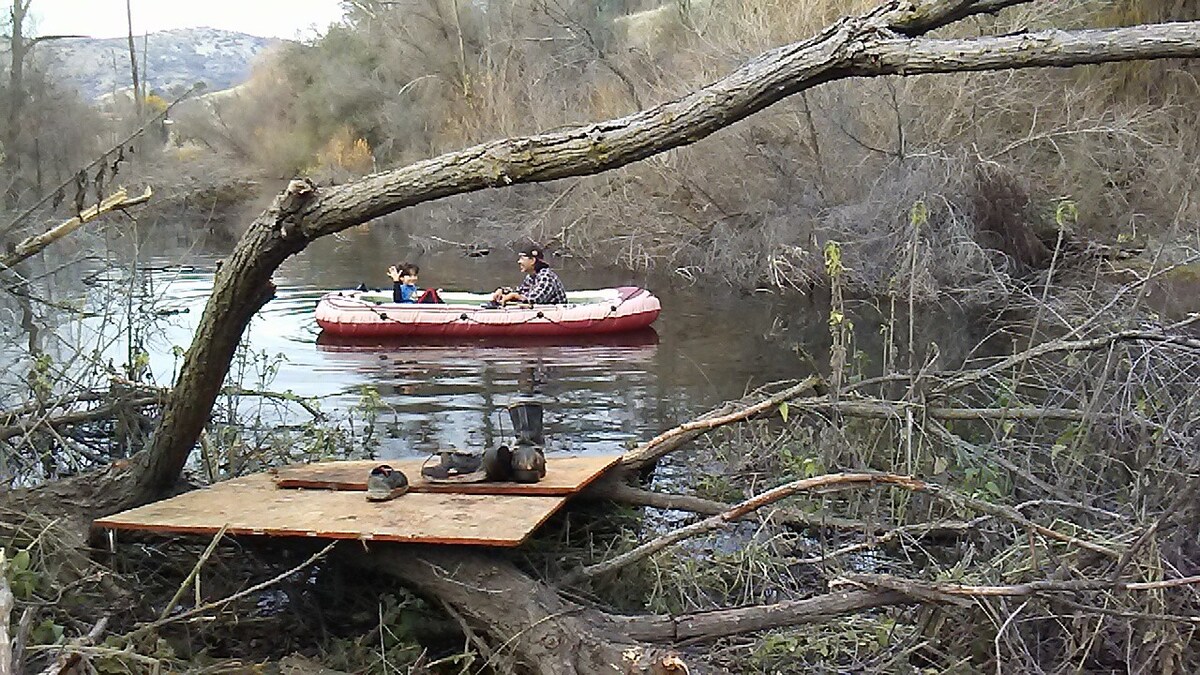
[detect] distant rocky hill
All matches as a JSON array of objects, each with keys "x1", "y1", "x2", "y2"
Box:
[{"x1": 40, "y1": 27, "x2": 278, "y2": 101}]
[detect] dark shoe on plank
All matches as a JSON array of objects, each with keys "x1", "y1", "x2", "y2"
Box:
[
  {"x1": 421, "y1": 450, "x2": 489, "y2": 483},
  {"x1": 366, "y1": 464, "x2": 409, "y2": 501}
]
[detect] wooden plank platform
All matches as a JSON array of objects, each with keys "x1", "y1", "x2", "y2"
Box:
[
  {"x1": 93, "y1": 473, "x2": 567, "y2": 547},
  {"x1": 270, "y1": 455, "x2": 621, "y2": 496}
]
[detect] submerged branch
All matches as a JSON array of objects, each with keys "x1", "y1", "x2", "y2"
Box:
[
  {"x1": 571, "y1": 467, "x2": 1122, "y2": 586},
  {"x1": 620, "y1": 589, "x2": 914, "y2": 643},
  {"x1": 586, "y1": 478, "x2": 885, "y2": 532}
]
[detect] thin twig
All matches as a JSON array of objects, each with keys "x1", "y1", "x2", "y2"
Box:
[
  {"x1": 933, "y1": 317, "x2": 1200, "y2": 397},
  {"x1": 159, "y1": 525, "x2": 228, "y2": 620},
  {"x1": 845, "y1": 571, "x2": 1200, "y2": 599}
]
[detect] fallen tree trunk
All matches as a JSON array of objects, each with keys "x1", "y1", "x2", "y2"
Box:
[
  {"x1": 352, "y1": 546, "x2": 633, "y2": 675},
  {"x1": 353, "y1": 544, "x2": 915, "y2": 674}
]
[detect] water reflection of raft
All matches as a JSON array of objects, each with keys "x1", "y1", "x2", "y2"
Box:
[
  {"x1": 315, "y1": 287, "x2": 661, "y2": 338},
  {"x1": 314, "y1": 327, "x2": 659, "y2": 351}
]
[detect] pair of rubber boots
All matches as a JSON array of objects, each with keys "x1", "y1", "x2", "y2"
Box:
[
  {"x1": 420, "y1": 401, "x2": 547, "y2": 484},
  {"x1": 483, "y1": 401, "x2": 547, "y2": 483}
]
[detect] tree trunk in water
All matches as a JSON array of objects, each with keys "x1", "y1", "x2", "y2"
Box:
[{"x1": 132, "y1": 183, "x2": 314, "y2": 501}]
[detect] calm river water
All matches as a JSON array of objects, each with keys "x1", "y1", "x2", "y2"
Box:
[{"x1": 69, "y1": 230, "x2": 812, "y2": 459}]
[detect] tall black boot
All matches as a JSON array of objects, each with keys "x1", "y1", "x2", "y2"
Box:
[{"x1": 507, "y1": 400, "x2": 545, "y2": 447}]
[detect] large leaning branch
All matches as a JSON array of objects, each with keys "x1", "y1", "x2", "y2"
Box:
[
  {"x1": 127, "y1": 1, "x2": 1200, "y2": 505},
  {"x1": 293, "y1": 18, "x2": 1200, "y2": 243}
]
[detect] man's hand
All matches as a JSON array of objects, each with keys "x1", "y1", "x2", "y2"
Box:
[{"x1": 388, "y1": 266, "x2": 402, "y2": 282}]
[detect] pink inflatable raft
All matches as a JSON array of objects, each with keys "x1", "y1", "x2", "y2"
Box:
[{"x1": 315, "y1": 286, "x2": 662, "y2": 338}]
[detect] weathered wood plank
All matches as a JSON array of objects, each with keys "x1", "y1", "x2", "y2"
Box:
[
  {"x1": 271, "y1": 455, "x2": 621, "y2": 496},
  {"x1": 95, "y1": 473, "x2": 565, "y2": 547}
]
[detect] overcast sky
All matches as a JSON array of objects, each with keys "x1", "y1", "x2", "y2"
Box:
[{"x1": 29, "y1": 0, "x2": 346, "y2": 40}]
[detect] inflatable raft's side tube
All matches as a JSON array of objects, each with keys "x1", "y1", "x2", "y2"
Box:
[{"x1": 315, "y1": 286, "x2": 661, "y2": 337}]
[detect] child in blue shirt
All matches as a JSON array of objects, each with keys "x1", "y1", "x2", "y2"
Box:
[{"x1": 387, "y1": 263, "x2": 420, "y2": 303}]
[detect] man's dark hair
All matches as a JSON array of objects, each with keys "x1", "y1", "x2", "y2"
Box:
[
  {"x1": 397, "y1": 262, "x2": 420, "y2": 276},
  {"x1": 519, "y1": 245, "x2": 550, "y2": 272}
]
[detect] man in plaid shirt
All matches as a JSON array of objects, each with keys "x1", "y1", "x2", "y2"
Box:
[{"x1": 492, "y1": 246, "x2": 568, "y2": 305}]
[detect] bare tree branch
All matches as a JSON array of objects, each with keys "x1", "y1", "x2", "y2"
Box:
[
  {"x1": 620, "y1": 376, "x2": 822, "y2": 471},
  {"x1": 1, "y1": 187, "x2": 152, "y2": 270},
  {"x1": 564, "y1": 473, "x2": 929, "y2": 584}
]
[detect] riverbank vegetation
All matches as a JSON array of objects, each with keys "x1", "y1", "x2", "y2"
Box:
[
  {"x1": 177, "y1": 0, "x2": 1200, "y2": 298},
  {"x1": 4, "y1": 0, "x2": 1200, "y2": 673}
]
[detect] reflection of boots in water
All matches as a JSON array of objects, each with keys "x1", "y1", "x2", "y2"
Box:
[
  {"x1": 511, "y1": 445, "x2": 546, "y2": 483},
  {"x1": 508, "y1": 400, "x2": 544, "y2": 447}
]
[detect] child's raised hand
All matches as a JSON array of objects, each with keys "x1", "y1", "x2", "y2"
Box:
[{"x1": 387, "y1": 265, "x2": 400, "y2": 281}]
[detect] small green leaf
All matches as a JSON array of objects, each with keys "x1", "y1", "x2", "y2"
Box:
[
  {"x1": 778, "y1": 401, "x2": 789, "y2": 423},
  {"x1": 31, "y1": 619, "x2": 64, "y2": 645},
  {"x1": 12, "y1": 549, "x2": 30, "y2": 572}
]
